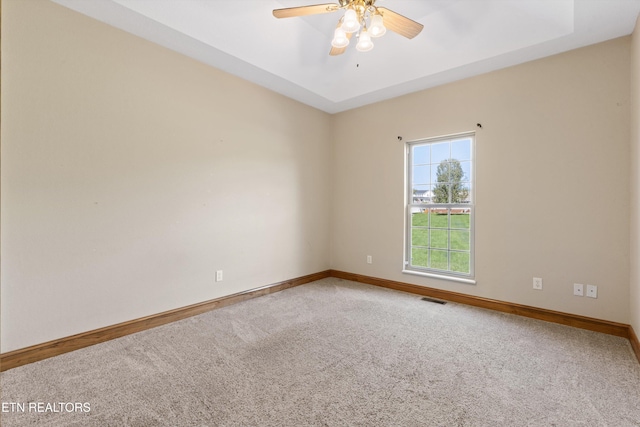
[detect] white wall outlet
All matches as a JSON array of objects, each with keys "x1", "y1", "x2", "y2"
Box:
[
  {"x1": 367, "y1": 255, "x2": 372, "y2": 264},
  {"x1": 573, "y1": 283, "x2": 584, "y2": 296},
  {"x1": 216, "y1": 270, "x2": 223, "y2": 282},
  {"x1": 533, "y1": 277, "x2": 543, "y2": 290},
  {"x1": 586, "y1": 284, "x2": 597, "y2": 298}
]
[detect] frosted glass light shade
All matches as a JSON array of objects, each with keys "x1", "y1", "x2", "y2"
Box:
[
  {"x1": 369, "y1": 14, "x2": 386, "y2": 37},
  {"x1": 342, "y1": 9, "x2": 360, "y2": 33},
  {"x1": 331, "y1": 27, "x2": 349, "y2": 48},
  {"x1": 356, "y1": 29, "x2": 374, "y2": 52}
]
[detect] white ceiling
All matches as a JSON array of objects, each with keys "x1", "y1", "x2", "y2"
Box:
[{"x1": 52, "y1": 0, "x2": 640, "y2": 114}]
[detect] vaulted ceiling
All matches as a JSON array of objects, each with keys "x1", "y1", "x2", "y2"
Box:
[{"x1": 53, "y1": 0, "x2": 640, "y2": 113}]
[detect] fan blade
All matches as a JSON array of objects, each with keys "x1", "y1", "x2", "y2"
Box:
[
  {"x1": 330, "y1": 46, "x2": 347, "y2": 56},
  {"x1": 273, "y1": 3, "x2": 339, "y2": 18},
  {"x1": 377, "y1": 7, "x2": 424, "y2": 39},
  {"x1": 329, "y1": 29, "x2": 352, "y2": 56}
]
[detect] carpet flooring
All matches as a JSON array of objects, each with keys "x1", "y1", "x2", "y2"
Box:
[{"x1": 1, "y1": 277, "x2": 639, "y2": 426}]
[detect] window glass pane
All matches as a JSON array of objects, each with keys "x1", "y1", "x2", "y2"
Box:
[
  {"x1": 458, "y1": 161, "x2": 471, "y2": 182},
  {"x1": 451, "y1": 138, "x2": 471, "y2": 161},
  {"x1": 411, "y1": 228, "x2": 429, "y2": 247},
  {"x1": 411, "y1": 248, "x2": 428, "y2": 267},
  {"x1": 412, "y1": 184, "x2": 430, "y2": 193},
  {"x1": 458, "y1": 184, "x2": 471, "y2": 204},
  {"x1": 412, "y1": 165, "x2": 430, "y2": 185},
  {"x1": 431, "y1": 142, "x2": 450, "y2": 164},
  {"x1": 430, "y1": 209, "x2": 448, "y2": 228},
  {"x1": 450, "y1": 212, "x2": 470, "y2": 229},
  {"x1": 432, "y1": 160, "x2": 449, "y2": 184},
  {"x1": 429, "y1": 249, "x2": 448, "y2": 270},
  {"x1": 412, "y1": 185, "x2": 432, "y2": 204},
  {"x1": 430, "y1": 229, "x2": 448, "y2": 249},
  {"x1": 411, "y1": 210, "x2": 429, "y2": 226},
  {"x1": 413, "y1": 145, "x2": 429, "y2": 165},
  {"x1": 450, "y1": 230, "x2": 470, "y2": 251},
  {"x1": 433, "y1": 183, "x2": 451, "y2": 204},
  {"x1": 450, "y1": 182, "x2": 469, "y2": 204},
  {"x1": 450, "y1": 252, "x2": 470, "y2": 274}
]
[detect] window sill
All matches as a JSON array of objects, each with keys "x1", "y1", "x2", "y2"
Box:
[{"x1": 402, "y1": 269, "x2": 476, "y2": 285}]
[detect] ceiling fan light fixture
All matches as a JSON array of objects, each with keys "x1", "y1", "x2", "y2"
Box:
[
  {"x1": 342, "y1": 8, "x2": 360, "y2": 33},
  {"x1": 356, "y1": 29, "x2": 374, "y2": 52},
  {"x1": 331, "y1": 27, "x2": 350, "y2": 48},
  {"x1": 369, "y1": 14, "x2": 386, "y2": 37},
  {"x1": 272, "y1": 0, "x2": 424, "y2": 56}
]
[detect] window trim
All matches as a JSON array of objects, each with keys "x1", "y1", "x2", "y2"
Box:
[
  {"x1": 403, "y1": 132, "x2": 476, "y2": 283},
  {"x1": 401, "y1": 268, "x2": 477, "y2": 285}
]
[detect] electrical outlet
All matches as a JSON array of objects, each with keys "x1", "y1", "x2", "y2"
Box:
[
  {"x1": 367, "y1": 255, "x2": 372, "y2": 264},
  {"x1": 216, "y1": 270, "x2": 223, "y2": 282},
  {"x1": 533, "y1": 277, "x2": 543, "y2": 290},
  {"x1": 586, "y1": 284, "x2": 597, "y2": 298},
  {"x1": 573, "y1": 283, "x2": 584, "y2": 296}
]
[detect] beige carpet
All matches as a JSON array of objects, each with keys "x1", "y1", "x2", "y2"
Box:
[{"x1": 1, "y1": 278, "x2": 639, "y2": 426}]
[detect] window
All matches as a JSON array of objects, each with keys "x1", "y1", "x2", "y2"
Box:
[{"x1": 405, "y1": 133, "x2": 474, "y2": 282}]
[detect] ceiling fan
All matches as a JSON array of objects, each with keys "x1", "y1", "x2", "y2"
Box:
[{"x1": 272, "y1": 0, "x2": 424, "y2": 56}]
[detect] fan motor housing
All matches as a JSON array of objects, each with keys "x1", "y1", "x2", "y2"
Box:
[{"x1": 339, "y1": 0, "x2": 377, "y2": 7}]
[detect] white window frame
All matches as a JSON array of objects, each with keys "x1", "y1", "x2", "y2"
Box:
[{"x1": 403, "y1": 132, "x2": 476, "y2": 284}]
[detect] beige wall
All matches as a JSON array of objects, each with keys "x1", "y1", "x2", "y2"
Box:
[
  {"x1": 0, "y1": 0, "x2": 332, "y2": 352},
  {"x1": 631, "y1": 15, "x2": 640, "y2": 335},
  {"x1": 331, "y1": 38, "x2": 631, "y2": 323}
]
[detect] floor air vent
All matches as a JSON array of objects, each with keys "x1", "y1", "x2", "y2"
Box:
[{"x1": 421, "y1": 297, "x2": 447, "y2": 305}]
